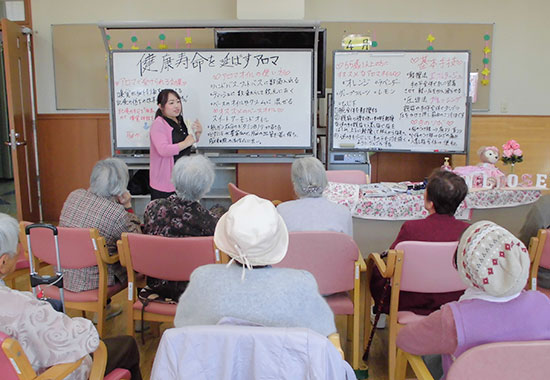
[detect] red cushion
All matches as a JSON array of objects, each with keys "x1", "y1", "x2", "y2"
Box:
[
  {"x1": 325, "y1": 292, "x2": 354, "y2": 315},
  {"x1": 104, "y1": 368, "x2": 131, "y2": 380},
  {"x1": 132, "y1": 301, "x2": 177, "y2": 316},
  {"x1": 44, "y1": 282, "x2": 125, "y2": 302},
  {"x1": 14, "y1": 257, "x2": 30, "y2": 270}
]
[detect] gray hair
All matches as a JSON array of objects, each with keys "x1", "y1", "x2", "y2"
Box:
[
  {"x1": 172, "y1": 155, "x2": 215, "y2": 201},
  {"x1": 0, "y1": 213, "x2": 19, "y2": 259},
  {"x1": 89, "y1": 158, "x2": 129, "y2": 197},
  {"x1": 291, "y1": 157, "x2": 328, "y2": 198}
]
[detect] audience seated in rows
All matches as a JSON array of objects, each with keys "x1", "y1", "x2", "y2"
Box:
[
  {"x1": 59, "y1": 158, "x2": 141, "y2": 293},
  {"x1": 0, "y1": 213, "x2": 142, "y2": 380},
  {"x1": 174, "y1": 194, "x2": 337, "y2": 337},
  {"x1": 141, "y1": 154, "x2": 219, "y2": 301},
  {"x1": 277, "y1": 157, "x2": 353, "y2": 236},
  {"x1": 371, "y1": 170, "x2": 470, "y2": 316},
  {"x1": 397, "y1": 221, "x2": 550, "y2": 379}
]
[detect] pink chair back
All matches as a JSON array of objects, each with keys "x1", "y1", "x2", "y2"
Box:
[
  {"x1": 446, "y1": 340, "x2": 550, "y2": 380},
  {"x1": 396, "y1": 241, "x2": 465, "y2": 293},
  {"x1": 228, "y1": 183, "x2": 250, "y2": 203},
  {"x1": 274, "y1": 231, "x2": 359, "y2": 294},
  {"x1": 539, "y1": 229, "x2": 550, "y2": 269},
  {"x1": 326, "y1": 170, "x2": 368, "y2": 185},
  {"x1": 0, "y1": 333, "x2": 20, "y2": 380},
  {"x1": 26, "y1": 226, "x2": 99, "y2": 269},
  {"x1": 125, "y1": 233, "x2": 217, "y2": 281}
]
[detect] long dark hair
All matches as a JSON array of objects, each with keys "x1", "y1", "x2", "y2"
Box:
[{"x1": 155, "y1": 89, "x2": 182, "y2": 119}]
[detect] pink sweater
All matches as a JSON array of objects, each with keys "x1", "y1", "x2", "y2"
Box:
[{"x1": 149, "y1": 116, "x2": 181, "y2": 192}]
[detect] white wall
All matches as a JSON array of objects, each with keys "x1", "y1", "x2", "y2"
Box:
[
  {"x1": 32, "y1": 0, "x2": 550, "y2": 115},
  {"x1": 30, "y1": 0, "x2": 235, "y2": 114}
]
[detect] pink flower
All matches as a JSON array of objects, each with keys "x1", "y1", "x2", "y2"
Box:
[
  {"x1": 513, "y1": 149, "x2": 522, "y2": 156},
  {"x1": 502, "y1": 149, "x2": 513, "y2": 158},
  {"x1": 502, "y1": 142, "x2": 511, "y2": 150},
  {"x1": 510, "y1": 140, "x2": 520, "y2": 149}
]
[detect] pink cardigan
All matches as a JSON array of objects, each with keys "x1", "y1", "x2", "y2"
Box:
[{"x1": 149, "y1": 116, "x2": 181, "y2": 192}]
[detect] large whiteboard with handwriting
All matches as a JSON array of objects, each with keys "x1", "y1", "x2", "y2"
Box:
[
  {"x1": 331, "y1": 51, "x2": 470, "y2": 153},
  {"x1": 111, "y1": 50, "x2": 313, "y2": 150}
]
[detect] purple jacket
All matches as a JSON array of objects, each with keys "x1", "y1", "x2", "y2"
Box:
[{"x1": 444, "y1": 291, "x2": 550, "y2": 374}]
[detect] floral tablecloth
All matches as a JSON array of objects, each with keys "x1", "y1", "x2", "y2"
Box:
[{"x1": 323, "y1": 182, "x2": 541, "y2": 221}]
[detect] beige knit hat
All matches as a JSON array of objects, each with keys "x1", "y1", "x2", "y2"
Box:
[
  {"x1": 457, "y1": 221, "x2": 530, "y2": 297},
  {"x1": 214, "y1": 194, "x2": 289, "y2": 268}
]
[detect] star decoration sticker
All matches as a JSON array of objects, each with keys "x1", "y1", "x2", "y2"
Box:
[
  {"x1": 481, "y1": 79, "x2": 490, "y2": 86},
  {"x1": 483, "y1": 46, "x2": 491, "y2": 54},
  {"x1": 481, "y1": 67, "x2": 491, "y2": 76},
  {"x1": 427, "y1": 34, "x2": 436, "y2": 43}
]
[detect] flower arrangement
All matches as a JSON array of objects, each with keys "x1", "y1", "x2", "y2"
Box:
[{"x1": 501, "y1": 140, "x2": 523, "y2": 166}]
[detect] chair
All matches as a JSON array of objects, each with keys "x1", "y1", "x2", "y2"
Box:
[
  {"x1": 273, "y1": 231, "x2": 366, "y2": 370},
  {"x1": 228, "y1": 182, "x2": 283, "y2": 206},
  {"x1": 0, "y1": 331, "x2": 130, "y2": 380},
  {"x1": 118, "y1": 233, "x2": 220, "y2": 337},
  {"x1": 326, "y1": 170, "x2": 370, "y2": 185},
  {"x1": 526, "y1": 229, "x2": 550, "y2": 294},
  {"x1": 19, "y1": 222, "x2": 127, "y2": 338},
  {"x1": 396, "y1": 340, "x2": 550, "y2": 380},
  {"x1": 150, "y1": 325, "x2": 355, "y2": 380},
  {"x1": 228, "y1": 182, "x2": 250, "y2": 203},
  {"x1": 365, "y1": 241, "x2": 464, "y2": 380},
  {"x1": 3, "y1": 244, "x2": 30, "y2": 289}
]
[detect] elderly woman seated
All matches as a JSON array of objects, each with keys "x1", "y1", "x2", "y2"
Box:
[
  {"x1": 143, "y1": 154, "x2": 218, "y2": 237},
  {"x1": 141, "y1": 154, "x2": 218, "y2": 301},
  {"x1": 174, "y1": 194, "x2": 336, "y2": 337},
  {"x1": 59, "y1": 157, "x2": 141, "y2": 293},
  {"x1": 277, "y1": 157, "x2": 353, "y2": 236},
  {"x1": 0, "y1": 213, "x2": 142, "y2": 380}
]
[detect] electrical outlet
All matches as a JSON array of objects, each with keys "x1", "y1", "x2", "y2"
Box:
[{"x1": 500, "y1": 102, "x2": 508, "y2": 113}]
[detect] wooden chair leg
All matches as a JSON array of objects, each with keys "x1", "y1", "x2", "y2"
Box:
[
  {"x1": 127, "y1": 306, "x2": 136, "y2": 337},
  {"x1": 351, "y1": 312, "x2": 360, "y2": 370},
  {"x1": 395, "y1": 348, "x2": 408, "y2": 380},
  {"x1": 388, "y1": 323, "x2": 398, "y2": 380},
  {"x1": 96, "y1": 307, "x2": 105, "y2": 339},
  {"x1": 152, "y1": 322, "x2": 161, "y2": 338}
]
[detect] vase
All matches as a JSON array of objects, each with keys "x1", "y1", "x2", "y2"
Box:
[{"x1": 510, "y1": 163, "x2": 515, "y2": 174}]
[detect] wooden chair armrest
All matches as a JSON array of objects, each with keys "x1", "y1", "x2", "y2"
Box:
[
  {"x1": 357, "y1": 251, "x2": 367, "y2": 272},
  {"x1": 328, "y1": 333, "x2": 345, "y2": 360},
  {"x1": 35, "y1": 358, "x2": 85, "y2": 380},
  {"x1": 529, "y1": 236, "x2": 539, "y2": 263},
  {"x1": 395, "y1": 348, "x2": 434, "y2": 380},
  {"x1": 117, "y1": 240, "x2": 126, "y2": 267},
  {"x1": 271, "y1": 199, "x2": 282, "y2": 206},
  {"x1": 88, "y1": 340, "x2": 108, "y2": 380},
  {"x1": 96, "y1": 236, "x2": 119, "y2": 265},
  {"x1": 367, "y1": 250, "x2": 397, "y2": 278},
  {"x1": 101, "y1": 251, "x2": 120, "y2": 265}
]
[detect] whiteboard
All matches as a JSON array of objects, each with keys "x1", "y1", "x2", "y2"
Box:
[
  {"x1": 110, "y1": 49, "x2": 313, "y2": 150},
  {"x1": 331, "y1": 51, "x2": 470, "y2": 153}
]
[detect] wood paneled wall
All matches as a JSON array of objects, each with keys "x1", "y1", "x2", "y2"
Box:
[
  {"x1": 36, "y1": 114, "x2": 111, "y2": 221},
  {"x1": 35, "y1": 114, "x2": 550, "y2": 221},
  {"x1": 452, "y1": 116, "x2": 550, "y2": 178}
]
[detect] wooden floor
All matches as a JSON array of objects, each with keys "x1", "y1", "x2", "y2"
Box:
[{"x1": 13, "y1": 278, "x2": 391, "y2": 380}]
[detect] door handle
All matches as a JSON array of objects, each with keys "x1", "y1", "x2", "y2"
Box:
[{"x1": 4, "y1": 140, "x2": 26, "y2": 146}]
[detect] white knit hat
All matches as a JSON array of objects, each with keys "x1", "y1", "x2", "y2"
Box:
[
  {"x1": 214, "y1": 195, "x2": 289, "y2": 269},
  {"x1": 457, "y1": 221, "x2": 530, "y2": 297}
]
